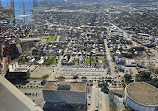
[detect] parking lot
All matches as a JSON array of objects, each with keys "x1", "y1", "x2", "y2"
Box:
[
  {"x1": 60, "y1": 66, "x2": 107, "y2": 78},
  {"x1": 19, "y1": 88, "x2": 45, "y2": 108}
]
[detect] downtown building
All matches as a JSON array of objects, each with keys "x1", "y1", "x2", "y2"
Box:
[
  {"x1": 43, "y1": 81, "x2": 87, "y2": 104},
  {"x1": 0, "y1": 33, "x2": 12, "y2": 76},
  {"x1": 0, "y1": 30, "x2": 21, "y2": 77}
]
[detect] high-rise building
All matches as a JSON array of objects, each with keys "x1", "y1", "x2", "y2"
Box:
[
  {"x1": 10, "y1": 0, "x2": 14, "y2": 9},
  {"x1": 33, "y1": 0, "x2": 38, "y2": 8},
  {"x1": 0, "y1": 37, "x2": 12, "y2": 77},
  {"x1": 0, "y1": 28, "x2": 20, "y2": 76},
  {"x1": 23, "y1": 0, "x2": 25, "y2": 21},
  {"x1": 0, "y1": 0, "x2": 2, "y2": 7}
]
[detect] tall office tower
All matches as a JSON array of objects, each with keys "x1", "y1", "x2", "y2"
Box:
[
  {"x1": 0, "y1": 38, "x2": 12, "y2": 77},
  {"x1": 10, "y1": 0, "x2": 15, "y2": 24},
  {"x1": 33, "y1": 0, "x2": 38, "y2": 8},
  {"x1": 10, "y1": 0, "x2": 14, "y2": 9},
  {"x1": 23, "y1": 0, "x2": 25, "y2": 21},
  {"x1": 0, "y1": 0, "x2": 2, "y2": 7}
]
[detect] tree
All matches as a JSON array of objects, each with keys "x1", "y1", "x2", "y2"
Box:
[
  {"x1": 73, "y1": 75, "x2": 78, "y2": 79},
  {"x1": 124, "y1": 74, "x2": 132, "y2": 84},
  {"x1": 45, "y1": 57, "x2": 55, "y2": 65},
  {"x1": 67, "y1": 55, "x2": 71, "y2": 60},
  {"x1": 135, "y1": 71, "x2": 151, "y2": 82},
  {"x1": 42, "y1": 74, "x2": 49, "y2": 79},
  {"x1": 82, "y1": 77, "x2": 87, "y2": 79},
  {"x1": 150, "y1": 78, "x2": 158, "y2": 88},
  {"x1": 101, "y1": 82, "x2": 109, "y2": 89},
  {"x1": 32, "y1": 49, "x2": 39, "y2": 55},
  {"x1": 57, "y1": 76, "x2": 65, "y2": 80}
]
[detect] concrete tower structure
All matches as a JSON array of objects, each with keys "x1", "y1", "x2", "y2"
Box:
[
  {"x1": 10, "y1": 0, "x2": 14, "y2": 9},
  {"x1": 0, "y1": 0, "x2": 2, "y2": 7},
  {"x1": 23, "y1": 0, "x2": 25, "y2": 21},
  {"x1": 33, "y1": 0, "x2": 38, "y2": 8}
]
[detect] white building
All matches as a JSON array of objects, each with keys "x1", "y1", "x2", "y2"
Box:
[
  {"x1": 125, "y1": 59, "x2": 137, "y2": 67},
  {"x1": 124, "y1": 82, "x2": 158, "y2": 111},
  {"x1": 43, "y1": 81, "x2": 87, "y2": 104},
  {"x1": 9, "y1": 62, "x2": 30, "y2": 73}
]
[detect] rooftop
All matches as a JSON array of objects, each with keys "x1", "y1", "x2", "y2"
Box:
[
  {"x1": 43, "y1": 81, "x2": 86, "y2": 92},
  {"x1": 126, "y1": 82, "x2": 158, "y2": 106},
  {"x1": 9, "y1": 63, "x2": 29, "y2": 72},
  {"x1": 0, "y1": 76, "x2": 43, "y2": 111}
]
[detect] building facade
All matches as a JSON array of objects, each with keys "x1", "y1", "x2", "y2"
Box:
[
  {"x1": 43, "y1": 81, "x2": 87, "y2": 104},
  {"x1": 124, "y1": 82, "x2": 158, "y2": 111}
]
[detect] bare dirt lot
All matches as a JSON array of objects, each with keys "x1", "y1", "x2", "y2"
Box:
[{"x1": 30, "y1": 66, "x2": 54, "y2": 78}]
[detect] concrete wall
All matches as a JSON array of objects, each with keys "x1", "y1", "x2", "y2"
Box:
[
  {"x1": 124, "y1": 92, "x2": 157, "y2": 111},
  {"x1": 0, "y1": 76, "x2": 43, "y2": 111},
  {"x1": 43, "y1": 90, "x2": 86, "y2": 104}
]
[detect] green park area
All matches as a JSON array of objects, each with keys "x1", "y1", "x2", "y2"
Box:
[
  {"x1": 51, "y1": 59, "x2": 57, "y2": 65},
  {"x1": 47, "y1": 36, "x2": 57, "y2": 42},
  {"x1": 45, "y1": 57, "x2": 57, "y2": 65},
  {"x1": 24, "y1": 61, "x2": 29, "y2": 64},
  {"x1": 86, "y1": 57, "x2": 107, "y2": 66}
]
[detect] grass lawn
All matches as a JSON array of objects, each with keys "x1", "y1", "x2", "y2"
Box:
[
  {"x1": 51, "y1": 59, "x2": 57, "y2": 65},
  {"x1": 24, "y1": 61, "x2": 29, "y2": 64},
  {"x1": 86, "y1": 58, "x2": 90, "y2": 65},
  {"x1": 73, "y1": 60, "x2": 78, "y2": 65},
  {"x1": 98, "y1": 58, "x2": 107, "y2": 65},
  {"x1": 47, "y1": 36, "x2": 57, "y2": 42},
  {"x1": 85, "y1": 57, "x2": 107, "y2": 66}
]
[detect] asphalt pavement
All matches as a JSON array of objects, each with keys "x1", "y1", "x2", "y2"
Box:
[
  {"x1": 89, "y1": 81, "x2": 110, "y2": 111},
  {"x1": 104, "y1": 39, "x2": 117, "y2": 78}
]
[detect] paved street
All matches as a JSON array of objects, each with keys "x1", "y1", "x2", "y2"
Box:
[
  {"x1": 104, "y1": 39, "x2": 117, "y2": 78},
  {"x1": 48, "y1": 40, "x2": 72, "y2": 81},
  {"x1": 113, "y1": 95, "x2": 125, "y2": 111},
  {"x1": 89, "y1": 81, "x2": 109, "y2": 111}
]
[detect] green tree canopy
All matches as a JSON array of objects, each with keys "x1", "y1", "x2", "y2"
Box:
[
  {"x1": 73, "y1": 75, "x2": 78, "y2": 79},
  {"x1": 150, "y1": 78, "x2": 158, "y2": 88},
  {"x1": 101, "y1": 82, "x2": 109, "y2": 89},
  {"x1": 124, "y1": 74, "x2": 132, "y2": 84},
  {"x1": 135, "y1": 71, "x2": 151, "y2": 82}
]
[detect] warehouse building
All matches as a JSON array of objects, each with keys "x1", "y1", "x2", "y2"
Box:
[
  {"x1": 43, "y1": 81, "x2": 87, "y2": 104},
  {"x1": 124, "y1": 82, "x2": 158, "y2": 111}
]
